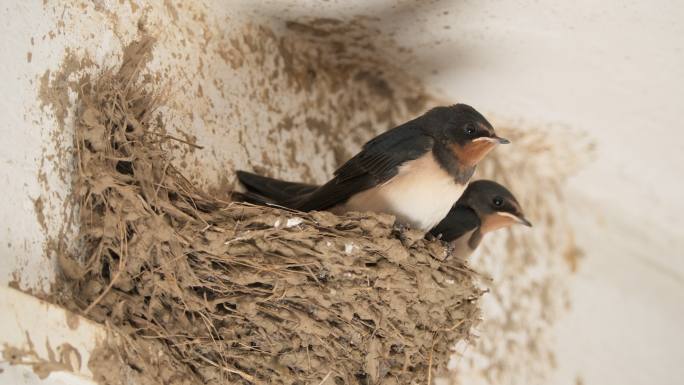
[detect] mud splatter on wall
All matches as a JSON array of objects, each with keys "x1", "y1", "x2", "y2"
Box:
[{"x1": 5, "y1": 0, "x2": 430, "y2": 293}]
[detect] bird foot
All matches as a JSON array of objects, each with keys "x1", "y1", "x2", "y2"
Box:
[
  {"x1": 392, "y1": 223, "x2": 410, "y2": 244},
  {"x1": 445, "y1": 241, "x2": 456, "y2": 258},
  {"x1": 392, "y1": 223, "x2": 423, "y2": 247}
]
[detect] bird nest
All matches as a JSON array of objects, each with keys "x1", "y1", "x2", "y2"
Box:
[{"x1": 56, "y1": 40, "x2": 483, "y2": 385}]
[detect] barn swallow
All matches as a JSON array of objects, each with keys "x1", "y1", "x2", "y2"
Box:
[
  {"x1": 235, "y1": 176, "x2": 530, "y2": 258},
  {"x1": 429, "y1": 180, "x2": 531, "y2": 258},
  {"x1": 236, "y1": 104, "x2": 508, "y2": 231}
]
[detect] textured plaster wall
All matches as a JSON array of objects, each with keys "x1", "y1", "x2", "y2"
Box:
[{"x1": 0, "y1": 0, "x2": 430, "y2": 292}]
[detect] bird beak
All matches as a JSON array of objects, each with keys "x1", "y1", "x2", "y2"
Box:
[
  {"x1": 494, "y1": 212, "x2": 532, "y2": 227},
  {"x1": 516, "y1": 215, "x2": 532, "y2": 227},
  {"x1": 473, "y1": 135, "x2": 510, "y2": 144},
  {"x1": 495, "y1": 136, "x2": 511, "y2": 144}
]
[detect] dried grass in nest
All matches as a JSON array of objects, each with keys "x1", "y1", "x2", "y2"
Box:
[{"x1": 60, "y1": 41, "x2": 483, "y2": 385}]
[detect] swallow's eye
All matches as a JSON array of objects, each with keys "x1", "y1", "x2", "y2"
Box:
[
  {"x1": 492, "y1": 197, "x2": 504, "y2": 207},
  {"x1": 464, "y1": 124, "x2": 475, "y2": 135}
]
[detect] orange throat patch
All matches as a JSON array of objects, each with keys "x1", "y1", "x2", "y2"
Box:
[
  {"x1": 480, "y1": 212, "x2": 518, "y2": 234},
  {"x1": 451, "y1": 141, "x2": 497, "y2": 166}
]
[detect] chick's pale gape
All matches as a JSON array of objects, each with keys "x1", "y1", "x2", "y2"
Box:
[{"x1": 237, "y1": 104, "x2": 508, "y2": 231}]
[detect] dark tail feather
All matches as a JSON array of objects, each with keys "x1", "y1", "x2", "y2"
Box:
[
  {"x1": 231, "y1": 190, "x2": 274, "y2": 205},
  {"x1": 236, "y1": 170, "x2": 318, "y2": 203}
]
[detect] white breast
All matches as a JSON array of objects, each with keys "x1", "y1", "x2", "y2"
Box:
[
  {"x1": 339, "y1": 153, "x2": 466, "y2": 231},
  {"x1": 447, "y1": 229, "x2": 477, "y2": 259}
]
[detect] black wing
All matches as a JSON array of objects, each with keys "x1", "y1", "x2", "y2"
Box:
[
  {"x1": 429, "y1": 205, "x2": 480, "y2": 242},
  {"x1": 286, "y1": 124, "x2": 434, "y2": 211},
  {"x1": 236, "y1": 171, "x2": 318, "y2": 204}
]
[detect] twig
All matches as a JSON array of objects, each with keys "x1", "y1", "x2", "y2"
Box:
[
  {"x1": 196, "y1": 354, "x2": 258, "y2": 384},
  {"x1": 317, "y1": 371, "x2": 333, "y2": 385},
  {"x1": 427, "y1": 333, "x2": 436, "y2": 385},
  {"x1": 440, "y1": 319, "x2": 466, "y2": 332},
  {"x1": 83, "y1": 229, "x2": 127, "y2": 315},
  {"x1": 147, "y1": 131, "x2": 204, "y2": 149},
  {"x1": 83, "y1": 218, "x2": 128, "y2": 315}
]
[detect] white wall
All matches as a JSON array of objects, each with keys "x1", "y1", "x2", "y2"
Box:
[{"x1": 397, "y1": 1, "x2": 684, "y2": 385}]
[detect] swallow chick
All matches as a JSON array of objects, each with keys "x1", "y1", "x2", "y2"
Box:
[
  {"x1": 237, "y1": 104, "x2": 508, "y2": 231},
  {"x1": 429, "y1": 180, "x2": 531, "y2": 258}
]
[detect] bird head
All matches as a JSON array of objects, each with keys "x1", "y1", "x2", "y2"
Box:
[
  {"x1": 425, "y1": 104, "x2": 509, "y2": 166},
  {"x1": 461, "y1": 180, "x2": 531, "y2": 233}
]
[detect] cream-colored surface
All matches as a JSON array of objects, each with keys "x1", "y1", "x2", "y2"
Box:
[
  {"x1": 0, "y1": 286, "x2": 105, "y2": 383},
  {"x1": 412, "y1": 1, "x2": 684, "y2": 385},
  {"x1": 342, "y1": 152, "x2": 466, "y2": 230}
]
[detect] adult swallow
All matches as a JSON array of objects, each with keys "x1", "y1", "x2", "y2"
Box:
[
  {"x1": 429, "y1": 180, "x2": 531, "y2": 258},
  {"x1": 236, "y1": 104, "x2": 508, "y2": 231}
]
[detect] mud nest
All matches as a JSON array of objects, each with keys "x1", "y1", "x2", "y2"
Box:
[{"x1": 59, "y1": 40, "x2": 483, "y2": 385}]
